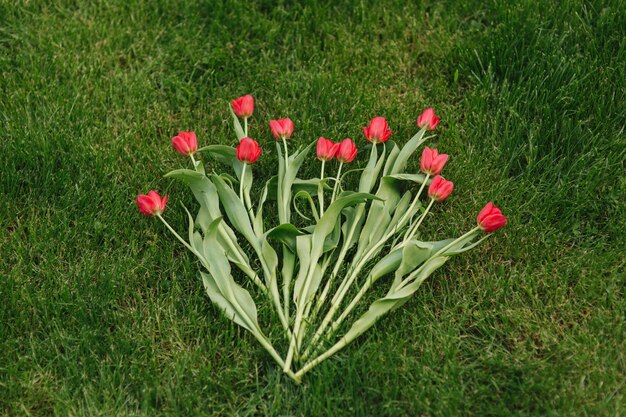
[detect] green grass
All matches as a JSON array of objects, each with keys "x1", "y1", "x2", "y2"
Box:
[{"x1": 1, "y1": 0, "x2": 624, "y2": 415}]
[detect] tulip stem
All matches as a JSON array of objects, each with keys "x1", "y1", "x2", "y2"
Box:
[
  {"x1": 403, "y1": 174, "x2": 430, "y2": 224},
  {"x1": 157, "y1": 214, "x2": 296, "y2": 373},
  {"x1": 302, "y1": 145, "x2": 380, "y2": 358},
  {"x1": 302, "y1": 227, "x2": 482, "y2": 377},
  {"x1": 190, "y1": 154, "x2": 197, "y2": 170},
  {"x1": 244, "y1": 117, "x2": 248, "y2": 137},
  {"x1": 335, "y1": 172, "x2": 428, "y2": 302},
  {"x1": 403, "y1": 198, "x2": 435, "y2": 243},
  {"x1": 330, "y1": 162, "x2": 343, "y2": 204},
  {"x1": 282, "y1": 138, "x2": 289, "y2": 168},
  {"x1": 239, "y1": 164, "x2": 255, "y2": 223},
  {"x1": 396, "y1": 227, "x2": 481, "y2": 291},
  {"x1": 306, "y1": 173, "x2": 431, "y2": 351},
  {"x1": 157, "y1": 214, "x2": 197, "y2": 256},
  {"x1": 318, "y1": 160, "x2": 326, "y2": 217},
  {"x1": 283, "y1": 262, "x2": 313, "y2": 372},
  {"x1": 239, "y1": 164, "x2": 246, "y2": 203}
]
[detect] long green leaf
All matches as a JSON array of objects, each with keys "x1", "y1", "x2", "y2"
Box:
[
  {"x1": 255, "y1": 175, "x2": 277, "y2": 235},
  {"x1": 274, "y1": 141, "x2": 314, "y2": 226},
  {"x1": 199, "y1": 218, "x2": 262, "y2": 337},
  {"x1": 293, "y1": 189, "x2": 319, "y2": 222},
  {"x1": 382, "y1": 141, "x2": 401, "y2": 176},
  {"x1": 389, "y1": 128, "x2": 429, "y2": 175},
  {"x1": 384, "y1": 173, "x2": 431, "y2": 185},
  {"x1": 229, "y1": 105, "x2": 246, "y2": 140},
  {"x1": 265, "y1": 223, "x2": 302, "y2": 253},
  {"x1": 311, "y1": 192, "x2": 378, "y2": 259},
  {"x1": 293, "y1": 234, "x2": 313, "y2": 304},
  {"x1": 355, "y1": 176, "x2": 403, "y2": 258},
  {"x1": 165, "y1": 169, "x2": 221, "y2": 220},
  {"x1": 340, "y1": 206, "x2": 364, "y2": 253},
  {"x1": 197, "y1": 144, "x2": 250, "y2": 189},
  {"x1": 166, "y1": 169, "x2": 251, "y2": 274},
  {"x1": 384, "y1": 190, "x2": 414, "y2": 236},
  {"x1": 358, "y1": 145, "x2": 386, "y2": 193}
]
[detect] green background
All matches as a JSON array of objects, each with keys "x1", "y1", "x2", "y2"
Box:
[{"x1": 1, "y1": 0, "x2": 624, "y2": 415}]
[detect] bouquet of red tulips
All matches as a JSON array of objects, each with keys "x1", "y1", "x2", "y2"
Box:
[{"x1": 137, "y1": 95, "x2": 507, "y2": 383}]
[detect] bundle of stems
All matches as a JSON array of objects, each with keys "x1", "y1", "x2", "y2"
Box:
[{"x1": 138, "y1": 99, "x2": 507, "y2": 383}]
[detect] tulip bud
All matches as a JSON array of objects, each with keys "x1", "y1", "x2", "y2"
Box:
[
  {"x1": 420, "y1": 147, "x2": 449, "y2": 175},
  {"x1": 137, "y1": 191, "x2": 168, "y2": 216},
  {"x1": 231, "y1": 95, "x2": 254, "y2": 118},
  {"x1": 362, "y1": 116, "x2": 392, "y2": 144},
  {"x1": 335, "y1": 138, "x2": 358, "y2": 163},
  {"x1": 427, "y1": 175, "x2": 454, "y2": 202},
  {"x1": 236, "y1": 137, "x2": 262, "y2": 164},
  {"x1": 417, "y1": 108, "x2": 441, "y2": 130},
  {"x1": 477, "y1": 202, "x2": 508, "y2": 232},
  {"x1": 269, "y1": 118, "x2": 294, "y2": 141},
  {"x1": 171, "y1": 131, "x2": 198, "y2": 156},
  {"x1": 316, "y1": 137, "x2": 339, "y2": 161}
]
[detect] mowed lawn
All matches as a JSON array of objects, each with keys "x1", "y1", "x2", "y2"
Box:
[{"x1": 1, "y1": 0, "x2": 624, "y2": 415}]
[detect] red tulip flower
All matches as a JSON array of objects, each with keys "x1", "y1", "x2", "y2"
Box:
[
  {"x1": 335, "y1": 138, "x2": 358, "y2": 163},
  {"x1": 477, "y1": 202, "x2": 508, "y2": 232},
  {"x1": 420, "y1": 147, "x2": 449, "y2": 175},
  {"x1": 269, "y1": 118, "x2": 295, "y2": 141},
  {"x1": 362, "y1": 116, "x2": 392, "y2": 144},
  {"x1": 231, "y1": 95, "x2": 254, "y2": 118},
  {"x1": 137, "y1": 191, "x2": 168, "y2": 217},
  {"x1": 316, "y1": 137, "x2": 339, "y2": 162},
  {"x1": 236, "y1": 137, "x2": 262, "y2": 164},
  {"x1": 172, "y1": 131, "x2": 198, "y2": 156},
  {"x1": 427, "y1": 175, "x2": 454, "y2": 202},
  {"x1": 417, "y1": 108, "x2": 441, "y2": 130}
]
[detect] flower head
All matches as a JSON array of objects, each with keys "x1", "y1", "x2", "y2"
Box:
[
  {"x1": 137, "y1": 191, "x2": 168, "y2": 216},
  {"x1": 362, "y1": 116, "x2": 392, "y2": 144},
  {"x1": 231, "y1": 95, "x2": 254, "y2": 118},
  {"x1": 316, "y1": 137, "x2": 339, "y2": 161},
  {"x1": 269, "y1": 118, "x2": 294, "y2": 141},
  {"x1": 172, "y1": 131, "x2": 198, "y2": 156},
  {"x1": 420, "y1": 147, "x2": 449, "y2": 175},
  {"x1": 427, "y1": 175, "x2": 454, "y2": 202},
  {"x1": 417, "y1": 108, "x2": 441, "y2": 130},
  {"x1": 335, "y1": 138, "x2": 358, "y2": 163},
  {"x1": 477, "y1": 202, "x2": 508, "y2": 232},
  {"x1": 236, "y1": 137, "x2": 262, "y2": 164}
]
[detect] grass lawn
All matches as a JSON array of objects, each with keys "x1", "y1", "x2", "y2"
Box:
[{"x1": 1, "y1": 0, "x2": 624, "y2": 415}]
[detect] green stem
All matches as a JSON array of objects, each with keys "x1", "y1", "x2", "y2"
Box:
[
  {"x1": 403, "y1": 198, "x2": 435, "y2": 243},
  {"x1": 318, "y1": 159, "x2": 326, "y2": 217},
  {"x1": 256, "y1": 333, "x2": 299, "y2": 383},
  {"x1": 330, "y1": 145, "x2": 379, "y2": 299},
  {"x1": 296, "y1": 255, "x2": 332, "y2": 345},
  {"x1": 239, "y1": 164, "x2": 255, "y2": 224},
  {"x1": 157, "y1": 215, "x2": 198, "y2": 257},
  {"x1": 300, "y1": 227, "x2": 482, "y2": 380},
  {"x1": 330, "y1": 162, "x2": 344, "y2": 203},
  {"x1": 283, "y1": 243, "x2": 323, "y2": 371},
  {"x1": 308, "y1": 174, "x2": 431, "y2": 350},
  {"x1": 190, "y1": 154, "x2": 197, "y2": 170},
  {"x1": 282, "y1": 137, "x2": 289, "y2": 168},
  {"x1": 295, "y1": 337, "x2": 348, "y2": 381},
  {"x1": 244, "y1": 117, "x2": 248, "y2": 137},
  {"x1": 402, "y1": 174, "x2": 430, "y2": 225},
  {"x1": 239, "y1": 164, "x2": 246, "y2": 203},
  {"x1": 303, "y1": 146, "x2": 380, "y2": 356}
]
